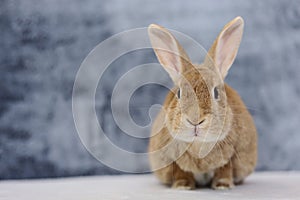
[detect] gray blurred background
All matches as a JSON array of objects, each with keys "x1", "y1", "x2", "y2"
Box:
[{"x1": 1, "y1": 0, "x2": 300, "y2": 179}]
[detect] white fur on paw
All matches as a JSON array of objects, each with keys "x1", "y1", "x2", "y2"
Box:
[
  {"x1": 212, "y1": 178, "x2": 234, "y2": 190},
  {"x1": 172, "y1": 179, "x2": 195, "y2": 190},
  {"x1": 174, "y1": 185, "x2": 193, "y2": 190}
]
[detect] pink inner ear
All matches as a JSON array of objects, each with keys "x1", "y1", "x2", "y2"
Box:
[
  {"x1": 215, "y1": 23, "x2": 241, "y2": 77},
  {"x1": 152, "y1": 30, "x2": 181, "y2": 73},
  {"x1": 158, "y1": 50, "x2": 180, "y2": 73},
  {"x1": 149, "y1": 24, "x2": 192, "y2": 83}
]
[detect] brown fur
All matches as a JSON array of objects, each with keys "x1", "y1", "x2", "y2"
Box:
[{"x1": 148, "y1": 17, "x2": 257, "y2": 190}]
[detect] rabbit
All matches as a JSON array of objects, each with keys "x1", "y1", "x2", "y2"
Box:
[{"x1": 147, "y1": 16, "x2": 257, "y2": 190}]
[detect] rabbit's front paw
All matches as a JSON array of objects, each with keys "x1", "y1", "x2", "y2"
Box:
[
  {"x1": 212, "y1": 178, "x2": 234, "y2": 190},
  {"x1": 172, "y1": 179, "x2": 195, "y2": 190}
]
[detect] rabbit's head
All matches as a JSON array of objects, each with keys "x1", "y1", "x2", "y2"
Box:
[{"x1": 148, "y1": 17, "x2": 244, "y2": 143}]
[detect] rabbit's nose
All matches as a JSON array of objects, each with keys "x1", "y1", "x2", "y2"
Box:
[{"x1": 186, "y1": 118, "x2": 205, "y2": 126}]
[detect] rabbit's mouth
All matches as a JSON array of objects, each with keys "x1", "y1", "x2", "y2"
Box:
[
  {"x1": 173, "y1": 126, "x2": 227, "y2": 143},
  {"x1": 172, "y1": 127, "x2": 207, "y2": 142},
  {"x1": 193, "y1": 126, "x2": 202, "y2": 137},
  {"x1": 172, "y1": 116, "x2": 228, "y2": 142},
  {"x1": 181, "y1": 119, "x2": 208, "y2": 138},
  {"x1": 193, "y1": 131, "x2": 200, "y2": 137}
]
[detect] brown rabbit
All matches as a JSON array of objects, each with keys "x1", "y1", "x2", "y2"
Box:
[{"x1": 148, "y1": 17, "x2": 257, "y2": 190}]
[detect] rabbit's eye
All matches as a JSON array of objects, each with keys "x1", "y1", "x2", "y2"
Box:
[
  {"x1": 177, "y1": 89, "x2": 181, "y2": 99},
  {"x1": 213, "y1": 87, "x2": 219, "y2": 100}
]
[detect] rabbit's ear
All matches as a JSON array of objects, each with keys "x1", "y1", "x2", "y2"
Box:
[
  {"x1": 148, "y1": 24, "x2": 191, "y2": 84},
  {"x1": 207, "y1": 17, "x2": 244, "y2": 79}
]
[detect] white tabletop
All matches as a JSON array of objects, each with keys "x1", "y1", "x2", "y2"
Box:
[{"x1": 0, "y1": 172, "x2": 299, "y2": 200}]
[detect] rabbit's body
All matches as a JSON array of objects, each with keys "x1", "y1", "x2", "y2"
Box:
[
  {"x1": 149, "y1": 83, "x2": 257, "y2": 189},
  {"x1": 148, "y1": 17, "x2": 257, "y2": 190}
]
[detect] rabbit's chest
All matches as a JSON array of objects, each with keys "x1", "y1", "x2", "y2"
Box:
[
  {"x1": 174, "y1": 144, "x2": 232, "y2": 173},
  {"x1": 193, "y1": 171, "x2": 214, "y2": 186}
]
